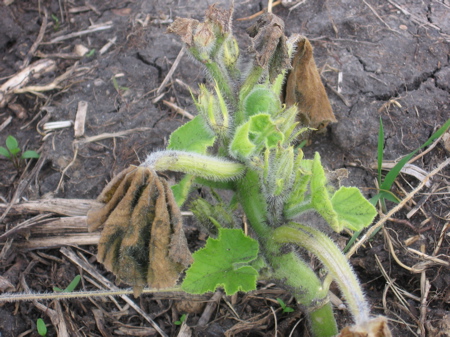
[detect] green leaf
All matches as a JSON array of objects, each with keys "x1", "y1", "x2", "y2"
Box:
[
  {"x1": 6, "y1": 135, "x2": 19, "y2": 151},
  {"x1": 9, "y1": 147, "x2": 20, "y2": 156},
  {"x1": 182, "y1": 228, "x2": 259, "y2": 295},
  {"x1": 174, "y1": 314, "x2": 187, "y2": 326},
  {"x1": 243, "y1": 85, "x2": 281, "y2": 119},
  {"x1": 21, "y1": 150, "x2": 40, "y2": 159},
  {"x1": 36, "y1": 318, "x2": 47, "y2": 337},
  {"x1": 331, "y1": 187, "x2": 377, "y2": 231},
  {"x1": 171, "y1": 174, "x2": 195, "y2": 207},
  {"x1": 230, "y1": 114, "x2": 283, "y2": 160},
  {"x1": 310, "y1": 153, "x2": 340, "y2": 231},
  {"x1": 53, "y1": 275, "x2": 81, "y2": 293},
  {"x1": 168, "y1": 115, "x2": 216, "y2": 153},
  {"x1": 0, "y1": 146, "x2": 10, "y2": 158}
]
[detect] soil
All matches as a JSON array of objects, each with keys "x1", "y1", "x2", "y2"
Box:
[{"x1": 0, "y1": 0, "x2": 449, "y2": 336}]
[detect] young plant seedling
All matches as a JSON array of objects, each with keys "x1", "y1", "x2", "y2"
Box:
[
  {"x1": 277, "y1": 298, "x2": 295, "y2": 313},
  {"x1": 344, "y1": 118, "x2": 450, "y2": 252},
  {"x1": 53, "y1": 275, "x2": 81, "y2": 293},
  {"x1": 174, "y1": 314, "x2": 187, "y2": 326},
  {"x1": 88, "y1": 6, "x2": 390, "y2": 337},
  {"x1": 0, "y1": 135, "x2": 40, "y2": 170}
]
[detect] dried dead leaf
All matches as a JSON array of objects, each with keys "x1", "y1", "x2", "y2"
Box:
[
  {"x1": 285, "y1": 36, "x2": 337, "y2": 130},
  {"x1": 87, "y1": 166, "x2": 193, "y2": 296},
  {"x1": 247, "y1": 13, "x2": 291, "y2": 82},
  {"x1": 336, "y1": 316, "x2": 392, "y2": 337},
  {"x1": 167, "y1": 18, "x2": 200, "y2": 46}
]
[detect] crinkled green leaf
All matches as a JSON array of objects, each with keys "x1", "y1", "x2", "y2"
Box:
[
  {"x1": 230, "y1": 114, "x2": 283, "y2": 160},
  {"x1": 182, "y1": 228, "x2": 259, "y2": 295},
  {"x1": 0, "y1": 146, "x2": 10, "y2": 158},
  {"x1": 331, "y1": 187, "x2": 377, "y2": 231},
  {"x1": 168, "y1": 115, "x2": 216, "y2": 153},
  {"x1": 310, "y1": 153, "x2": 340, "y2": 232},
  {"x1": 5, "y1": 135, "x2": 19, "y2": 151}
]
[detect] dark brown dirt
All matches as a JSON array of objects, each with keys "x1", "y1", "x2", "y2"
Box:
[{"x1": 0, "y1": 0, "x2": 449, "y2": 336}]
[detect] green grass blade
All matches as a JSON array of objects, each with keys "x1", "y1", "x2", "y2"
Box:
[
  {"x1": 64, "y1": 275, "x2": 81, "y2": 292},
  {"x1": 380, "y1": 118, "x2": 450, "y2": 191},
  {"x1": 377, "y1": 117, "x2": 384, "y2": 185}
]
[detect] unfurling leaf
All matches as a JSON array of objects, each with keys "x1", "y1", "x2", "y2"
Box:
[
  {"x1": 87, "y1": 166, "x2": 193, "y2": 296},
  {"x1": 284, "y1": 36, "x2": 337, "y2": 131},
  {"x1": 182, "y1": 228, "x2": 259, "y2": 295}
]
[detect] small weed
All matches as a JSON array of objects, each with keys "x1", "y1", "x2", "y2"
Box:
[
  {"x1": 51, "y1": 14, "x2": 60, "y2": 31},
  {"x1": 53, "y1": 275, "x2": 81, "y2": 293},
  {"x1": 344, "y1": 118, "x2": 450, "y2": 252},
  {"x1": 276, "y1": 298, "x2": 295, "y2": 313},
  {"x1": 112, "y1": 76, "x2": 129, "y2": 94},
  {"x1": 0, "y1": 135, "x2": 40, "y2": 170},
  {"x1": 36, "y1": 318, "x2": 47, "y2": 337},
  {"x1": 85, "y1": 49, "x2": 96, "y2": 57},
  {"x1": 174, "y1": 314, "x2": 187, "y2": 326}
]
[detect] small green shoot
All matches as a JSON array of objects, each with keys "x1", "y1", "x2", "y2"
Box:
[
  {"x1": 344, "y1": 118, "x2": 450, "y2": 252},
  {"x1": 276, "y1": 298, "x2": 295, "y2": 313},
  {"x1": 36, "y1": 318, "x2": 47, "y2": 337},
  {"x1": 0, "y1": 135, "x2": 40, "y2": 170},
  {"x1": 174, "y1": 314, "x2": 187, "y2": 326},
  {"x1": 85, "y1": 49, "x2": 96, "y2": 57},
  {"x1": 112, "y1": 76, "x2": 130, "y2": 94},
  {"x1": 51, "y1": 14, "x2": 60, "y2": 31},
  {"x1": 53, "y1": 275, "x2": 81, "y2": 293}
]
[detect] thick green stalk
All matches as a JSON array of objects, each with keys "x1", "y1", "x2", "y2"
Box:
[
  {"x1": 236, "y1": 170, "x2": 338, "y2": 336},
  {"x1": 142, "y1": 150, "x2": 245, "y2": 181},
  {"x1": 284, "y1": 198, "x2": 313, "y2": 219},
  {"x1": 273, "y1": 223, "x2": 370, "y2": 325}
]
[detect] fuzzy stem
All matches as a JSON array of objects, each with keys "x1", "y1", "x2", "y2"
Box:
[
  {"x1": 273, "y1": 223, "x2": 371, "y2": 325},
  {"x1": 284, "y1": 199, "x2": 313, "y2": 219},
  {"x1": 205, "y1": 62, "x2": 236, "y2": 106},
  {"x1": 142, "y1": 150, "x2": 245, "y2": 181},
  {"x1": 237, "y1": 170, "x2": 338, "y2": 336}
]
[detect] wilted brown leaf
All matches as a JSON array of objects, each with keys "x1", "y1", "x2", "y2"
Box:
[
  {"x1": 167, "y1": 17, "x2": 200, "y2": 46},
  {"x1": 247, "y1": 13, "x2": 291, "y2": 82},
  {"x1": 285, "y1": 36, "x2": 337, "y2": 130},
  {"x1": 87, "y1": 166, "x2": 193, "y2": 297},
  {"x1": 336, "y1": 316, "x2": 392, "y2": 337}
]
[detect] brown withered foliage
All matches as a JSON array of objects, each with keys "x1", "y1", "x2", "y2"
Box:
[
  {"x1": 285, "y1": 36, "x2": 337, "y2": 130},
  {"x1": 87, "y1": 166, "x2": 193, "y2": 297},
  {"x1": 336, "y1": 316, "x2": 392, "y2": 337},
  {"x1": 166, "y1": 17, "x2": 199, "y2": 46},
  {"x1": 247, "y1": 13, "x2": 291, "y2": 83}
]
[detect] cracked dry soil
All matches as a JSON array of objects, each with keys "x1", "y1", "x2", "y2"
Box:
[{"x1": 0, "y1": 0, "x2": 449, "y2": 336}]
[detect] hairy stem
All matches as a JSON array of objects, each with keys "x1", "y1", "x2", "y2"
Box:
[
  {"x1": 273, "y1": 223, "x2": 371, "y2": 325},
  {"x1": 142, "y1": 150, "x2": 245, "y2": 181},
  {"x1": 236, "y1": 170, "x2": 338, "y2": 336}
]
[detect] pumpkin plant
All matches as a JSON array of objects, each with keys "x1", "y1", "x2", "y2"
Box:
[{"x1": 88, "y1": 6, "x2": 390, "y2": 337}]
